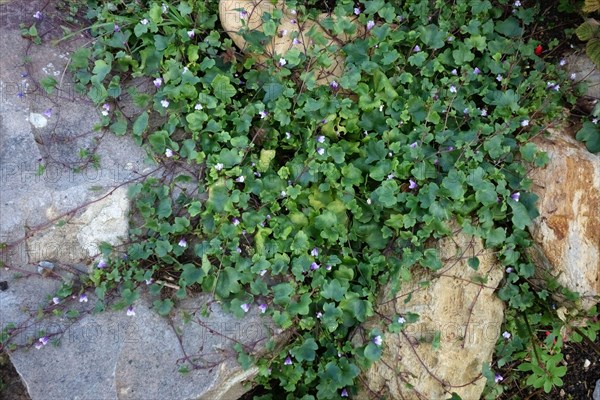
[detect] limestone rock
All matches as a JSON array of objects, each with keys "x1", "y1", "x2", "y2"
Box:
[
  {"x1": 529, "y1": 128, "x2": 600, "y2": 308},
  {"x1": 219, "y1": 0, "x2": 363, "y2": 85},
  {"x1": 359, "y1": 229, "x2": 504, "y2": 400}
]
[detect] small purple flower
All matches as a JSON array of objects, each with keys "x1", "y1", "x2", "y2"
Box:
[
  {"x1": 232, "y1": 218, "x2": 240, "y2": 226},
  {"x1": 317, "y1": 148, "x2": 325, "y2": 156},
  {"x1": 153, "y1": 77, "x2": 162, "y2": 88},
  {"x1": 447, "y1": 146, "x2": 454, "y2": 151},
  {"x1": 398, "y1": 316, "x2": 406, "y2": 324},
  {"x1": 449, "y1": 85, "x2": 457, "y2": 94},
  {"x1": 341, "y1": 388, "x2": 349, "y2": 397},
  {"x1": 39, "y1": 336, "x2": 49, "y2": 346},
  {"x1": 496, "y1": 74, "x2": 503, "y2": 82},
  {"x1": 311, "y1": 247, "x2": 319, "y2": 256},
  {"x1": 495, "y1": 374, "x2": 504, "y2": 383},
  {"x1": 510, "y1": 192, "x2": 520, "y2": 202},
  {"x1": 316, "y1": 312, "x2": 323, "y2": 319},
  {"x1": 240, "y1": 10, "x2": 248, "y2": 19},
  {"x1": 408, "y1": 179, "x2": 418, "y2": 189},
  {"x1": 463, "y1": 108, "x2": 470, "y2": 115},
  {"x1": 502, "y1": 331, "x2": 511, "y2": 340},
  {"x1": 278, "y1": 58, "x2": 287, "y2": 67},
  {"x1": 473, "y1": 67, "x2": 481, "y2": 75},
  {"x1": 329, "y1": 80, "x2": 339, "y2": 90},
  {"x1": 506, "y1": 267, "x2": 514, "y2": 273},
  {"x1": 451, "y1": 68, "x2": 458, "y2": 76},
  {"x1": 114, "y1": 24, "x2": 121, "y2": 32},
  {"x1": 409, "y1": 142, "x2": 418, "y2": 148},
  {"x1": 236, "y1": 247, "x2": 242, "y2": 253},
  {"x1": 178, "y1": 239, "x2": 187, "y2": 248},
  {"x1": 17, "y1": 91, "x2": 24, "y2": 99},
  {"x1": 140, "y1": 18, "x2": 149, "y2": 25},
  {"x1": 187, "y1": 30, "x2": 195, "y2": 38},
  {"x1": 235, "y1": 176, "x2": 245, "y2": 183},
  {"x1": 165, "y1": 148, "x2": 173, "y2": 158},
  {"x1": 145, "y1": 278, "x2": 154, "y2": 285},
  {"x1": 214, "y1": 163, "x2": 224, "y2": 171},
  {"x1": 373, "y1": 335, "x2": 383, "y2": 346},
  {"x1": 259, "y1": 110, "x2": 268, "y2": 119},
  {"x1": 354, "y1": 7, "x2": 361, "y2": 15},
  {"x1": 292, "y1": 38, "x2": 300, "y2": 45},
  {"x1": 321, "y1": 118, "x2": 327, "y2": 124},
  {"x1": 367, "y1": 20, "x2": 375, "y2": 30},
  {"x1": 33, "y1": 11, "x2": 42, "y2": 20},
  {"x1": 97, "y1": 259, "x2": 107, "y2": 269},
  {"x1": 284, "y1": 356, "x2": 293, "y2": 365},
  {"x1": 413, "y1": 45, "x2": 421, "y2": 52},
  {"x1": 79, "y1": 293, "x2": 88, "y2": 303},
  {"x1": 127, "y1": 306, "x2": 135, "y2": 316},
  {"x1": 559, "y1": 59, "x2": 566, "y2": 66},
  {"x1": 387, "y1": 173, "x2": 395, "y2": 180},
  {"x1": 259, "y1": 303, "x2": 267, "y2": 313},
  {"x1": 52, "y1": 297, "x2": 60, "y2": 305},
  {"x1": 160, "y1": 99, "x2": 170, "y2": 108},
  {"x1": 570, "y1": 73, "x2": 577, "y2": 80},
  {"x1": 241, "y1": 303, "x2": 250, "y2": 313},
  {"x1": 259, "y1": 269, "x2": 267, "y2": 276},
  {"x1": 291, "y1": 19, "x2": 297, "y2": 24},
  {"x1": 480, "y1": 108, "x2": 488, "y2": 117},
  {"x1": 310, "y1": 262, "x2": 320, "y2": 270},
  {"x1": 325, "y1": 265, "x2": 332, "y2": 271}
]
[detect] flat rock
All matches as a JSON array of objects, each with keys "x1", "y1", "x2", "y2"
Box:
[
  {"x1": 530, "y1": 128, "x2": 600, "y2": 309},
  {"x1": 358, "y1": 226, "x2": 504, "y2": 400},
  {"x1": 0, "y1": 3, "x2": 272, "y2": 399}
]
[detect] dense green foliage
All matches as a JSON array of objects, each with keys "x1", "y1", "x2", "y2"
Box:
[{"x1": 7, "y1": 0, "x2": 593, "y2": 398}]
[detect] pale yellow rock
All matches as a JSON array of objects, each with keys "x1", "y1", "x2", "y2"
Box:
[
  {"x1": 26, "y1": 187, "x2": 130, "y2": 266},
  {"x1": 530, "y1": 128, "x2": 600, "y2": 309},
  {"x1": 359, "y1": 228, "x2": 505, "y2": 400},
  {"x1": 219, "y1": 0, "x2": 363, "y2": 85}
]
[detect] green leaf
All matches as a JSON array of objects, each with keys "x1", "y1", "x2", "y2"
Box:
[
  {"x1": 495, "y1": 17, "x2": 523, "y2": 37},
  {"x1": 211, "y1": 75, "x2": 236, "y2": 103},
  {"x1": 468, "y1": 257, "x2": 480, "y2": 271},
  {"x1": 153, "y1": 299, "x2": 174, "y2": 316},
  {"x1": 419, "y1": 24, "x2": 446, "y2": 49},
  {"x1": 364, "y1": 342, "x2": 382, "y2": 361},
  {"x1": 92, "y1": 60, "x2": 111, "y2": 82},
  {"x1": 110, "y1": 117, "x2": 128, "y2": 136},
  {"x1": 215, "y1": 267, "x2": 241, "y2": 298},
  {"x1": 322, "y1": 279, "x2": 346, "y2": 302},
  {"x1": 40, "y1": 76, "x2": 58, "y2": 94},
  {"x1": 291, "y1": 337, "x2": 318, "y2": 362},
  {"x1": 181, "y1": 264, "x2": 205, "y2": 285},
  {"x1": 575, "y1": 121, "x2": 600, "y2": 153},
  {"x1": 263, "y1": 82, "x2": 283, "y2": 103},
  {"x1": 273, "y1": 283, "x2": 294, "y2": 305},
  {"x1": 509, "y1": 199, "x2": 532, "y2": 230}
]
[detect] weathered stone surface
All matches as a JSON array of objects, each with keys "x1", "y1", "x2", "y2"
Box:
[
  {"x1": 219, "y1": 0, "x2": 363, "y2": 85},
  {"x1": 0, "y1": 273, "x2": 271, "y2": 400},
  {"x1": 359, "y1": 228, "x2": 504, "y2": 400},
  {"x1": 0, "y1": 3, "x2": 272, "y2": 399},
  {"x1": 567, "y1": 52, "x2": 600, "y2": 101},
  {"x1": 529, "y1": 128, "x2": 600, "y2": 308}
]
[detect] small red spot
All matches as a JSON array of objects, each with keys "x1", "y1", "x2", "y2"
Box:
[{"x1": 535, "y1": 44, "x2": 543, "y2": 56}]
